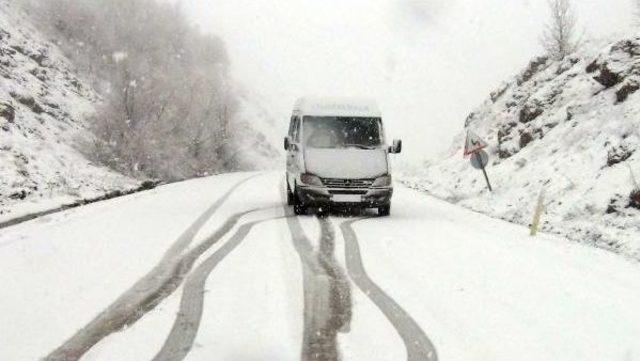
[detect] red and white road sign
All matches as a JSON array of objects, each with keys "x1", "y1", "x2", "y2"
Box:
[{"x1": 463, "y1": 130, "x2": 488, "y2": 157}]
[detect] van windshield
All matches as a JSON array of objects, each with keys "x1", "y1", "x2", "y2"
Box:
[{"x1": 303, "y1": 116, "x2": 383, "y2": 149}]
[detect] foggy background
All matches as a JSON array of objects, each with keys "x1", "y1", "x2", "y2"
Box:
[{"x1": 181, "y1": 0, "x2": 634, "y2": 162}]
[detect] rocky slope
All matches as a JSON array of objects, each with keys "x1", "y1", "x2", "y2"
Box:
[
  {"x1": 0, "y1": 1, "x2": 140, "y2": 223},
  {"x1": 401, "y1": 36, "x2": 640, "y2": 261}
]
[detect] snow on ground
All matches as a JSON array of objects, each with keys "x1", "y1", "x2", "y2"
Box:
[
  {"x1": 0, "y1": 1, "x2": 139, "y2": 223},
  {"x1": 183, "y1": 219, "x2": 302, "y2": 361},
  {"x1": 2, "y1": 172, "x2": 639, "y2": 360},
  {"x1": 0, "y1": 172, "x2": 254, "y2": 360},
  {"x1": 331, "y1": 219, "x2": 411, "y2": 361},
  {"x1": 400, "y1": 35, "x2": 640, "y2": 261},
  {"x1": 339, "y1": 284, "x2": 405, "y2": 361},
  {"x1": 347, "y1": 185, "x2": 640, "y2": 360},
  {"x1": 81, "y1": 173, "x2": 303, "y2": 361}
]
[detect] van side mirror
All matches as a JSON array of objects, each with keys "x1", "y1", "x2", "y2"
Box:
[
  {"x1": 390, "y1": 139, "x2": 402, "y2": 154},
  {"x1": 284, "y1": 137, "x2": 291, "y2": 151}
]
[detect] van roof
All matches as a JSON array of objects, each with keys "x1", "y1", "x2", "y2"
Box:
[{"x1": 294, "y1": 97, "x2": 382, "y2": 117}]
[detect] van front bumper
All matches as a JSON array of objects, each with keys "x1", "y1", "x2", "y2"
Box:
[{"x1": 297, "y1": 185, "x2": 392, "y2": 208}]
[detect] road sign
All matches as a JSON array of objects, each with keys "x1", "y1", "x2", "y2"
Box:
[
  {"x1": 464, "y1": 130, "x2": 488, "y2": 157},
  {"x1": 470, "y1": 149, "x2": 489, "y2": 170}
]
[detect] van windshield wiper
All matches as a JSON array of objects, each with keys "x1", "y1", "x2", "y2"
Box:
[{"x1": 344, "y1": 144, "x2": 377, "y2": 150}]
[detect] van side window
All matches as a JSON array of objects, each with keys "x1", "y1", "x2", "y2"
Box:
[
  {"x1": 292, "y1": 116, "x2": 301, "y2": 142},
  {"x1": 288, "y1": 116, "x2": 296, "y2": 137}
]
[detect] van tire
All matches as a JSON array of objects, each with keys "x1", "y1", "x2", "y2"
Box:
[
  {"x1": 378, "y1": 204, "x2": 391, "y2": 216},
  {"x1": 294, "y1": 204, "x2": 307, "y2": 216},
  {"x1": 293, "y1": 186, "x2": 307, "y2": 215}
]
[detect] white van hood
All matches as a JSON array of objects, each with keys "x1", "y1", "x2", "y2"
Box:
[{"x1": 304, "y1": 148, "x2": 388, "y2": 179}]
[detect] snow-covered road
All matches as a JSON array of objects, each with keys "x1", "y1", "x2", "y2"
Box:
[{"x1": 1, "y1": 172, "x2": 639, "y2": 361}]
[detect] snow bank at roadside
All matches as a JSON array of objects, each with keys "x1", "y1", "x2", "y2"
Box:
[
  {"x1": 400, "y1": 35, "x2": 640, "y2": 261},
  {"x1": 0, "y1": 1, "x2": 140, "y2": 223}
]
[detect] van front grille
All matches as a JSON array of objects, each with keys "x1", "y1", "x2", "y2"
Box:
[
  {"x1": 329, "y1": 190, "x2": 367, "y2": 195},
  {"x1": 321, "y1": 178, "x2": 374, "y2": 189}
]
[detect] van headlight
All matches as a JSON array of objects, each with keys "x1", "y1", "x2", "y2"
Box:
[
  {"x1": 300, "y1": 173, "x2": 323, "y2": 187},
  {"x1": 372, "y1": 175, "x2": 392, "y2": 187}
]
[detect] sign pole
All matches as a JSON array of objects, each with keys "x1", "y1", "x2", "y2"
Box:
[{"x1": 476, "y1": 152, "x2": 493, "y2": 192}]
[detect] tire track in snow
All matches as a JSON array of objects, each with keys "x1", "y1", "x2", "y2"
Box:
[
  {"x1": 316, "y1": 216, "x2": 352, "y2": 336},
  {"x1": 282, "y1": 192, "x2": 352, "y2": 361},
  {"x1": 152, "y1": 211, "x2": 285, "y2": 361},
  {"x1": 340, "y1": 219, "x2": 438, "y2": 361},
  {"x1": 160, "y1": 174, "x2": 260, "y2": 263},
  {"x1": 45, "y1": 175, "x2": 260, "y2": 361}
]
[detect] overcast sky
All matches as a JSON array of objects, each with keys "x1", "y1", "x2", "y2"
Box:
[{"x1": 181, "y1": 0, "x2": 634, "y2": 162}]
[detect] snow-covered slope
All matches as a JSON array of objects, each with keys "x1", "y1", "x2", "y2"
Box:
[
  {"x1": 0, "y1": 1, "x2": 139, "y2": 223},
  {"x1": 401, "y1": 36, "x2": 640, "y2": 261},
  {"x1": 229, "y1": 89, "x2": 282, "y2": 171}
]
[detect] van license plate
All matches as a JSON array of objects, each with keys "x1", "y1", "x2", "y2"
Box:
[{"x1": 333, "y1": 194, "x2": 362, "y2": 203}]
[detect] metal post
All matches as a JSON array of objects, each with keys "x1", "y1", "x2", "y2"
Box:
[
  {"x1": 476, "y1": 152, "x2": 493, "y2": 192},
  {"x1": 530, "y1": 188, "x2": 546, "y2": 236}
]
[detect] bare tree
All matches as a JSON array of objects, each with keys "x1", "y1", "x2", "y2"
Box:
[{"x1": 540, "y1": 0, "x2": 579, "y2": 60}]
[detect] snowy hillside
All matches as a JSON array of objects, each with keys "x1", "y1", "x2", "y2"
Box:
[
  {"x1": 228, "y1": 89, "x2": 282, "y2": 171},
  {"x1": 401, "y1": 36, "x2": 640, "y2": 260},
  {"x1": 0, "y1": 2, "x2": 140, "y2": 223}
]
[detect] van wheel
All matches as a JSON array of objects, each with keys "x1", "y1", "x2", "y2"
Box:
[
  {"x1": 294, "y1": 204, "x2": 307, "y2": 216},
  {"x1": 378, "y1": 204, "x2": 391, "y2": 216},
  {"x1": 293, "y1": 186, "x2": 307, "y2": 215}
]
